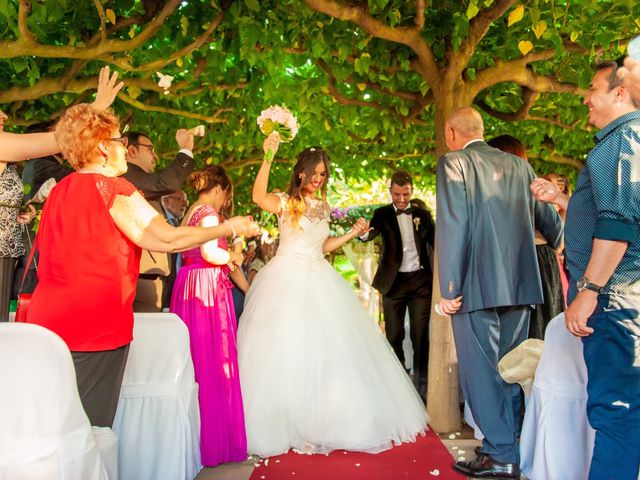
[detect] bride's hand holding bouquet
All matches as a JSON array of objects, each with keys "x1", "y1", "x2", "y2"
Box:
[
  {"x1": 257, "y1": 105, "x2": 298, "y2": 162},
  {"x1": 262, "y1": 132, "x2": 281, "y2": 163}
]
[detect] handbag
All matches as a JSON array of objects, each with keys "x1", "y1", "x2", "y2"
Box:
[{"x1": 14, "y1": 231, "x2": 37, "y2": 323}]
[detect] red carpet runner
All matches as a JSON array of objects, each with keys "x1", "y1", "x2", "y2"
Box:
[{"x1": 249, "y1": 429, "x2": 465, "y2": 480}]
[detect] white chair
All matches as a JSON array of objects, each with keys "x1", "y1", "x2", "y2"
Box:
[
  {"x1": 113, "y1": 313, "x2": 200, "y2": 480},
  {"x1": 520, "y1": 313, "x2": 595, "y2": 480},
  {"x1": 0, "y1": 323, "x2": 117, "y2": 480}
]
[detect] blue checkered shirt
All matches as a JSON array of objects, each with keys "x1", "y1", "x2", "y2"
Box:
[{"x1": 565, "y1": 111, "x2": 640, "y2": 303}]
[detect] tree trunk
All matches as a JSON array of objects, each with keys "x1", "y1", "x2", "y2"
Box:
[
  {"x1": 426, "y1": 91, "x2": 472, "y2": 432},
  {"x1": 426, "y1": 244, "x2": 461, "y2": 432}
]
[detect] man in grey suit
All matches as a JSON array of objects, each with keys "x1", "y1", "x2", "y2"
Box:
[{"x1": 436, "y1": 107, "x2": 563, "y2": 479}]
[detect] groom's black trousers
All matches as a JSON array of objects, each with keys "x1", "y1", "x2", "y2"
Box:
[{"x1": 382, "y1": 269, "x2": 431, "y2": 400}]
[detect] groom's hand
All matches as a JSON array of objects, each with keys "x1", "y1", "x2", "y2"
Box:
[{"x1": 351, "y1": 217, "x2": 371, "y2": 236}]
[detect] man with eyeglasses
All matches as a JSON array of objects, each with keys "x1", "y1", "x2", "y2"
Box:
[{"x1": 123, "y1": 129, "x2": 196, "y2": 312}]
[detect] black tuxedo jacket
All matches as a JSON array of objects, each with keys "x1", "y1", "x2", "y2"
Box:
[
  {"x1": 123, "y1": 152, "x2": 194, "y2": 210},
  {"x1": 364, "y1": 204, "x2": 435, "y2": 295}
]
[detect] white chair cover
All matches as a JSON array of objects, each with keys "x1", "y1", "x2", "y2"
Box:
[
  {"x1": 520, "y1": 313, "x2": 595, "y2": 480},
  {"x1": 0, "y1": 323, "x2": 116, "y2": 480},
  {"x1": 113, "y1": 313, "x2": 200, "y2": 480}
]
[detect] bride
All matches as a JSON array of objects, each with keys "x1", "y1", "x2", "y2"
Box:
[{"x1": 237, "y1": 133, "x2": 428, "y2": 458}]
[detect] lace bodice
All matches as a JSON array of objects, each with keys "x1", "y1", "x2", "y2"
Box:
[
  {"x1": 276, "y1": 193, "x2": 330, "y2": 259},
  {"x1": 0, "y1": 165, "x2": 25, "y2": 257}
]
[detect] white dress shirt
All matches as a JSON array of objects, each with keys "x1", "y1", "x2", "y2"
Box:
[{"x1": 394, "y1": 205, "x2": 421, "y2": 272}]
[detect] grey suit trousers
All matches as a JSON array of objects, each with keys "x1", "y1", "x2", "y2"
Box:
[{"x1": 452, "y1": 305, "x2": 530, "y2": 464}]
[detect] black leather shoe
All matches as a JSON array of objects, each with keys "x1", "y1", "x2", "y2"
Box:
[{"x1": 452, "y1": 453, "x2": 520, "y2": 478}]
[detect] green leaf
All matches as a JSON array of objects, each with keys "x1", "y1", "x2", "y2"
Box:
[
  {"x1": 245, "y1": 0, "x2": 260, "y2": 12},
  {"x1": 12, "y1": 58, "x2": 28, "y2": 74},
  {"x1": 354, "y1": 53, "x2": 371, "y2": 75},
  {"x1": 466, "y1": 1, "x2": 480, "y2": 20},
  {"x1": 181, "y1": 15, "x2": 189, "y2": 36}
]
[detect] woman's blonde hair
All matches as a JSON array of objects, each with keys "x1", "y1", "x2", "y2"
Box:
[
  {"x1": 285, "y1": 147, "x2": 330, "y2": 229},
  {"x1": 55, "y1": 104, "x2": 120, "y2": 170}
]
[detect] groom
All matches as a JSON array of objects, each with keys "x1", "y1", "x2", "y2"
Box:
[{"x1": 361, "y1": 171, "x2": 435, "y2": 400}]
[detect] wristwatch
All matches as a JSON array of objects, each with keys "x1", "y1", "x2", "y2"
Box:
[{"x1": 576, "y1": 276, "x2": 603, "y2": 293}]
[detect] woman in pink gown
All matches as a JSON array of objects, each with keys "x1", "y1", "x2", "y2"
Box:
[{"x1": 170, "y1": 165, "x2": 246, "y2": 467}]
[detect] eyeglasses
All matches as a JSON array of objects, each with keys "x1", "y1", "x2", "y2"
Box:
[
  {"x1": 131, "y1": 143, "x2": 155, "y2": 154},
  {"x1": 110, "y1": 136, "x2": 129, "y2": 147}
]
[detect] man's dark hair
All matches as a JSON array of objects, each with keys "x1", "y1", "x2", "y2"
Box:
[
  {"x1": 595, "y1": 61, "x2": 640, "y2": 108},
  {"x1": 390, "y1": 170, "x2": 412, "y2": 187},
  {"x1": 124, "y1": 131, "x2": 149, "y2": 145},
  {"x1": 595, "y1": 61, "x2": 623, "y2": 90}
]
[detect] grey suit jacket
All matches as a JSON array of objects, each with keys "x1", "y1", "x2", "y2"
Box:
[{"x1": 436, "y1": 141, "x2": 563, "y2": 314}]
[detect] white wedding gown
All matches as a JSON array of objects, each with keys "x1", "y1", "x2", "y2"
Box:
[{"x1": 237, "y1": 195, "x2": 428, "y2": 458}]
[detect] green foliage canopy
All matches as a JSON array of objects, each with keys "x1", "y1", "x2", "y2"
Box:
[{"x1": 1, "y1": 0, "x2": 638, "y2": 213}]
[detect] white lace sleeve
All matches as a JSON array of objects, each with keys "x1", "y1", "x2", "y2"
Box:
[{"x1": 274, "y1": 192, "x2": 289, "y2": 220}]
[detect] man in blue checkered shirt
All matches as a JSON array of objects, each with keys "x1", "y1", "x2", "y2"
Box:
[{"x1": 532, "y1": 61, "x2": 640, "y2": 480}]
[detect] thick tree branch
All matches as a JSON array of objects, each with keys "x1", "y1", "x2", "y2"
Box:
[
  {"x1": 0, "y1": 75, "x2": 173, "y2": 103},
  {"x1": 318, "y1": 59, "x2": 428, "y2": 126},
  {"x1": 17, "y1": 0, "x2": 35, "y2": 42},
  {"x1": 541, "y1": 140, "x2": 585, "y2": 169},
  {"x1": 473, "y1": 58, "x2": 587, "y2": 99},
  {"x1": 303, "y1": 0, "x2": 439, "y2": 86},
  {"x1": 452, "y1": 0, "x2": 517, "y2": 77},
  {"x1": 1, "y1": 0, "x2": 182, "y2": 59},
  {"x1": 103, "y1": 11, "x2": 225, "y2": 72},
  {"x1": 92, "y1": 0, "x2": 108, "y2": 44},
  {"x1": 476, "y1": 95, "x2": 592, "y2": 133},
  {"x1": 117, "y1": 91, "x2": 232, "y2": 123},
  {"x1": 415, "y1": 0, "x2": 425, "y2": 29}
]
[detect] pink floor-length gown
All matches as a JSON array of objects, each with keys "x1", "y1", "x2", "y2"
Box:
[{"x1": 170, "y1": 205, "x2": 247, "y2": 467}]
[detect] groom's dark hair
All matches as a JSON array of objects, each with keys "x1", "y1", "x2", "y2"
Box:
[{"x1": 390, "y1": 170, "x2": 412, "y2": 188}]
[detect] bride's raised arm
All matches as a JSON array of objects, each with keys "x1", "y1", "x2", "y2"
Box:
[{"x1": 252, "y1": 132, "x2": 282, "y2": 214}]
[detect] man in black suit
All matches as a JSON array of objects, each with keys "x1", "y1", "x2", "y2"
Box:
[
  {"x1": 361, "y1": 171, "x2": 435, "y2": 400},
  {"x1": 436, "y1": 107, "x2": 563, "y2": 479},
  {"x1": 123, "y1": 130, "x2": 195, "y2": 312}
]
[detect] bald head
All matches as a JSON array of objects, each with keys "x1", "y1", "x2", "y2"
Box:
[{"x1": 445, "y1": 107, "x2": 485, "y2": 151}]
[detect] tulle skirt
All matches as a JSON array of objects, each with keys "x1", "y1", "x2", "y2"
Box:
[{"x1": 237, "y1": 254, "x2": 428, "y2": 458}]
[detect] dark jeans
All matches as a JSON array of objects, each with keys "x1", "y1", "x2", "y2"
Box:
[
  {"x1": 583, "y1": 296, "x2": 640, "y2": 480},
  {"x1": 72, "y1": 344, "x2": 130, "y2": 427}
]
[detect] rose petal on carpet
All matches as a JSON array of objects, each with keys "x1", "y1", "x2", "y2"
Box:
[{"x1": 249, "y1": 429, "x2": 465, "y2": 480}]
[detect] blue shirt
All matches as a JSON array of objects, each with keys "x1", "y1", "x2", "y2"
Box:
[{"x1": 564, "y1": 111, "x2": 640, "y2": 303}]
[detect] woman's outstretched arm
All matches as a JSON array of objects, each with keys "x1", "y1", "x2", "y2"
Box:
[
  {"x1": 0, "y1": 67, "x2": 123, "y2": 163},
  {"x1": 110, "y1": 191, "x2": 258, "y2": 252},
  {"x1": 252, "y1": 132, "x2": 282, "y2": 213}
]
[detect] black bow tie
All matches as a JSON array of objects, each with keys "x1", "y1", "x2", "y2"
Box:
[{"x1": 396, "y1": 208, "x2": 412, "y2": 216}]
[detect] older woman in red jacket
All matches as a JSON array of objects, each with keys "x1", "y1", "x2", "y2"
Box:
[{"x1": 27, "y1": 102, "x2": 257, "y2": 427}]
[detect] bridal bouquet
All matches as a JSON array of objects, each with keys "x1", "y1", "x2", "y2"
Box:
[{"x1": 257, "y1": 105, "x2": 299, "y2": 162}]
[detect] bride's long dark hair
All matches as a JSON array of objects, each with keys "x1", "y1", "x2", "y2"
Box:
[{"x1": 285, "y1": 147, "x2": 330, "y2": 229}]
